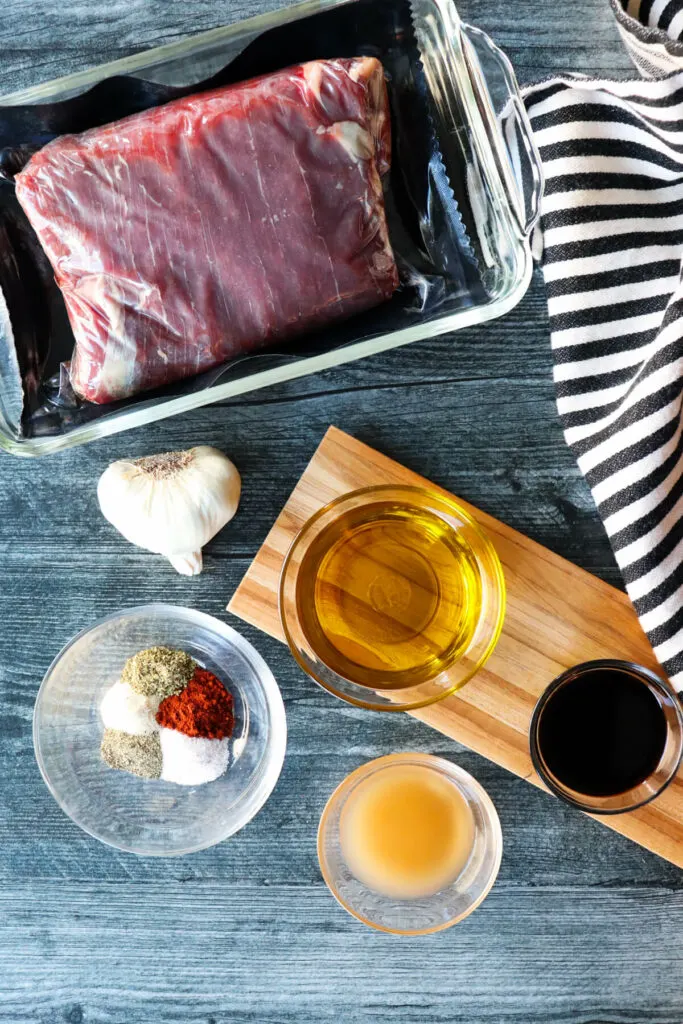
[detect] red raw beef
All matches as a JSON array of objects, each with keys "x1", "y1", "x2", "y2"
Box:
[{"x1": 15, "y1": 57, "x2": 398, "y2": 404}]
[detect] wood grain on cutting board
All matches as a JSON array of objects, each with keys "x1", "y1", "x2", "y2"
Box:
[{"x1": 229, "y1": 426, "x2": 683, "y2": 867}]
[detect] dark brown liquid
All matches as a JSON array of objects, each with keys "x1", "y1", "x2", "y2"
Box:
[{"x1": 536, "y1": 668, "x2": 668, "y2": 797}]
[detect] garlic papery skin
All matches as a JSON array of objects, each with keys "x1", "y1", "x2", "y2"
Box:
[
  {"x1": 167, "y1": 551, "x2": 205, "y2": 576},
  {"x1": 97, "y1": 446, "x2": 241, "y2": 575}
]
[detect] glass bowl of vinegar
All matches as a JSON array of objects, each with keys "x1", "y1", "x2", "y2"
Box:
[
  {"x1": 318, "y1": 754, "x2": 503, "y2": 934},
  {"x1": 279, "y1": 486, "x2": 506, "y2": 711}
]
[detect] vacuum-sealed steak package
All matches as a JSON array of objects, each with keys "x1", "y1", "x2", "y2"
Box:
[
  {"x1": 14, "y1": 57, "x2": 398, "y2": 404},
  {"x1": 0, "y1": 0, "x2": 530, "y2": 451}
]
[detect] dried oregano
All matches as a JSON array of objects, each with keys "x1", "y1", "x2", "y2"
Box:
[{"x1": 122, "y1": 646, "x2": 196, "y2": 698}]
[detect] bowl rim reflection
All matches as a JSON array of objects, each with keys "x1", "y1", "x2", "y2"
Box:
[
  {"x1": 33, "y1": 602, "x2": 287, "y2": 856},
  {"x1": 279, "y1": 484, "x2": 506, "y2": 712},
  {"x1": 317, "y1": 752, "x2": 503, "y2": 934}
]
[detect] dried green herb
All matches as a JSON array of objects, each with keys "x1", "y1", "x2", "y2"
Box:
[
  {"x1": 122, "y1": 646, "x2": 196, "y2": 698},
  {"x1": 101, "y1": 729, "x2": 162, "y2": 779}
]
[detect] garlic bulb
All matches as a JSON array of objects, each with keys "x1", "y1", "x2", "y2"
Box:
[{"x1": 97, "y1": 446, "x2": 241, "y2": 575}]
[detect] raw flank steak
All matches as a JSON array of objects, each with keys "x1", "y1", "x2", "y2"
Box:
[{"x1": 15, "y1": 57, "x2": 398, "y2": 404}]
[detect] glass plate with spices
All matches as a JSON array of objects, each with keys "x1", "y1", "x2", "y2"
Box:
[{"x1": 33, "y1": 604, "x2": 286, "y2": 856}]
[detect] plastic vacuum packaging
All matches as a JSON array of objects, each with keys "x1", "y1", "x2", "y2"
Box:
[
  {"x1": 14, "y1": 58, "x2": 399, "y2": 404},
  {"x1": 0, "y1": 0, "x2": 539, "y2": 450}
]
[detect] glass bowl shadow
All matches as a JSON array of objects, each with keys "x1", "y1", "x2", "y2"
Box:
[
  {"x1": 279, "y1": 485, "x2": 506, "y2": 712},
  {"x1": 33, "y1": 604, "x2": 286, "y2": 855}
]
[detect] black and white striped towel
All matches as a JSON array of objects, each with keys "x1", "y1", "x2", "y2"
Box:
[{"x1": 523, "y1": 0, "x2": 683, "y2": 691}]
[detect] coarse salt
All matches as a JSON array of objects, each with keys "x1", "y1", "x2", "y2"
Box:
[
  {"x1": 159, "y1": 729, "x2": 230, "y2": 786},
  {"x1": 100, "y1": 680, "x2": 161, "y2": 735}
]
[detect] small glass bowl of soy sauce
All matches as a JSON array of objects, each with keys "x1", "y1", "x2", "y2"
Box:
[{"x1": 530, "y1": 660, "x2": 683, "y2": 814}]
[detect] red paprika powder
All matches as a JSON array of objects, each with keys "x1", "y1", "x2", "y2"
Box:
[{"x1": 156, "y1": 668, "x2": 234, "y2": 739}]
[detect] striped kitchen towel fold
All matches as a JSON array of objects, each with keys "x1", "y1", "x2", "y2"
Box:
[
  {"x1": 524, "y1": 0, "x2": 683, "y2": 689},
  {"x1": 612, "y1": 0, "x2": 683, "y2": 77}
]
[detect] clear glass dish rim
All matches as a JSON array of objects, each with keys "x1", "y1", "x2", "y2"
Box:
[
  {"x1": 278, "y1": 484, "x2": 506, "y2": 712},
  {"x1": 32, "y1": 602, "x2": 288, "y2": 856},
  {"x1": 0, "y1": 0, "x2": 532, "y2": 457},
  {"x1": 529, "y1": 658, "x2": 683, "y2": 815},
  {"x1": 317, "y1": 752, "x2": 503, "y2": 934}
]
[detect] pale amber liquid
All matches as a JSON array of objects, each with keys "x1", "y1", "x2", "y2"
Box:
[
  {"x1": 296, "y1": 501, "x2": 482, "y2": 689},
  {"x1": 340, "y1": 764, "x2": 475, "y2": 899}
]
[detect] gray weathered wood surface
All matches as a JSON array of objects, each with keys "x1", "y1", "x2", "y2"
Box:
[{"x1": 1, "y1": 1, "x2": 681, "y2": 1021}]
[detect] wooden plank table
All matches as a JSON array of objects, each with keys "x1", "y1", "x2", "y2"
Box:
[{"x1": 0, "y1": 1, "x2": 681, "y2": 1022}]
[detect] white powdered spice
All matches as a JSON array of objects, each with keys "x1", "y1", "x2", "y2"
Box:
[
  {"x1": 100, "y1": 680, "x2": 161, "y2": 735},
  {"x1": 159, "y1": 729, "x2": 230, "y2": 786}
]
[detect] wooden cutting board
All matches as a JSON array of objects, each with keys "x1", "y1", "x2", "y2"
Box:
[{"x1": 228, "y1": 426, "x2": 683, "y2": 868}]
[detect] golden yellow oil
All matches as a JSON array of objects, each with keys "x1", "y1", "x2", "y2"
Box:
[
  {"x1": 296, "y1": 500, "x2": 482, "y2": 689},
  {"x1": 340, "y1": 763, "x2": 475, "y2": 899}
]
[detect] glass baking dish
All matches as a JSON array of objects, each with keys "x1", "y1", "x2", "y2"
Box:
[{"x1": 0, "y1": 0, "x2": 541, "y2": 456}]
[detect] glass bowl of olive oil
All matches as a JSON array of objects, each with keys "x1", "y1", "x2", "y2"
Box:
[{"x1": 279, "y1": 486, "x2": 505, "y2": 711}]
